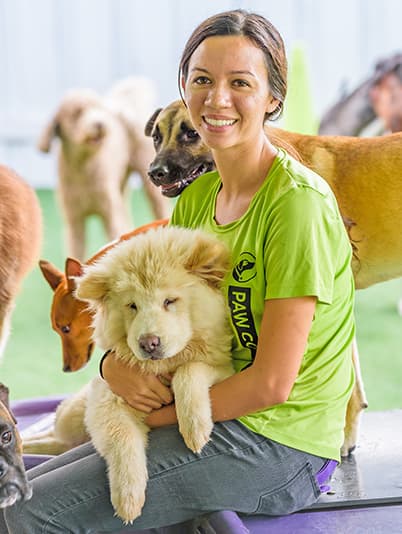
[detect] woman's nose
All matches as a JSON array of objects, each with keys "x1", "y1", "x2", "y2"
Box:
[{"x1": 205, "y1": 84, "x2": 231, "y2": 108}]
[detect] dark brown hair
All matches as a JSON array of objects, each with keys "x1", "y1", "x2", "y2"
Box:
[{"x1": 178, "y1": 9, "x2": 287, "y2": 121}]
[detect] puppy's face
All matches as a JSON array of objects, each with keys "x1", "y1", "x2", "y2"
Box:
[
  {"x1": 145, "y1": 101, "x2": 215, "y2": 197},
  {"x1": 106, "y1": 275, "x2": 197, "y2": 361},
  {"x1": 75, "y1": 227, "x2": 230, "y2": 364}
]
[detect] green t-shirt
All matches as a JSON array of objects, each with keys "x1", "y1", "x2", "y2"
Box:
[{"x1": 170, "y1": 149, "x2": 355, "y2": 461}]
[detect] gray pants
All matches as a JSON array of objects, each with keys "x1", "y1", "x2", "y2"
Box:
[{"x1": 1, "y1": 420, "x2": 325, "y2": 533}]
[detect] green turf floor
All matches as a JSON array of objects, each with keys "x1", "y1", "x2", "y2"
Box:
[{"x1": 1, "y1": 189, "x2": 401, "y2": 411}]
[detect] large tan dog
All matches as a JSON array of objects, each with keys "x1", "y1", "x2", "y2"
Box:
[
  {"x1": 38, "y1": 77, "x2": 171, "y2": 260},
  {"x1": 144, "y1": 100, "x2": 402, "y2": 457},
  {"x1": 0, "y1": 165, "x2": 42, "y2": 359},
  {"x1": 25, "y1": 226, "x2": 234, "y2": 524}
]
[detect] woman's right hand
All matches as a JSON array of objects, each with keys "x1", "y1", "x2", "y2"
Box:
[{"x1": 100, "y1": 351, "x2": 174, "y2": 413}]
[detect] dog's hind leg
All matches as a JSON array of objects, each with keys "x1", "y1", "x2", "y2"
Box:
[
  {"x1": 341, "y1": 337, "x2": 368, "y2": 457},
  {"x1": 85, "y1": 378, "x2": 150, "y2": 524}
]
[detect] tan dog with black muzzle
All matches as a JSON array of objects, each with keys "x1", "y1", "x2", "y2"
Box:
[{"x1": 145, "y1": 100, "x2": 402, "y2": 457}]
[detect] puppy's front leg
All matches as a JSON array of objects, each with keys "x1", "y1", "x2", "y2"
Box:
[
  {"x1": 85, "y1": 378, "x2": 149, "y2": 524},
  {"x1": 173, "y1": 362, "x2": 231, "y2": 454}
]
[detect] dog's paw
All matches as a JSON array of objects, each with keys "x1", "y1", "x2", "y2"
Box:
[
  {"x1": 111, "y1": 486, "x2": 146, "y2": 525},
  {"x1": 341, "y1": 435, "x2": 357, "y2": 457},
  {"x1": 180, "y1": 415, "x2": 213, "y2": 454}
]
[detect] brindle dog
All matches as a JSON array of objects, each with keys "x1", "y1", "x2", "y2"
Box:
[
  {"x1": 144, "y1": 100, "x2": 401, "y2": 457},
  {"x1": 0, "y1": 384, "x2": 32, "y2": 508}
]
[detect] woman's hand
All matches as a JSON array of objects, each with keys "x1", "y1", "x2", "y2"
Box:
[{"x1": 101, "y1": 351, "x2": 173, "y2": 412}]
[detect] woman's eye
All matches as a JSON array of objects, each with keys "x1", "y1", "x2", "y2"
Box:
[
  {"x1": 193, "y1": 76, "x2": 211, "y2": 85},
  {"x1": 164, "y1": 298, "x2": 177, "y2": 309},
  {"x1": 233, "y1": 79, "x2": 250, "y2": 87}
]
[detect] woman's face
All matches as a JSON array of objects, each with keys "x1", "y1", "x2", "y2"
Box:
[{"x1": 183, "y1": 35, "x2": 279, "y2": 152}]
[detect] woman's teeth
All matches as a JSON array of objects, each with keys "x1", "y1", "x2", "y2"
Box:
[{"x1": 204, "y1": 117, "x2": 236, "y2": 127}]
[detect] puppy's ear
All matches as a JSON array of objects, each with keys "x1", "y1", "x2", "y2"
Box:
[
  {"x1": 144, "y1": 108, "x2": 162, "y2": 136},
  {"x1": 186, "y1": 234, "x2": 230, "y2": 289},
  {"x1": 39, "y1": 259, "x2": 64, "y2": 291},
  {"x1": 37, "y1": 113, "x2": 60, "y2": 153},
  {"x1": 75, "y1": 268, "x2": 109, "y2": 303}
]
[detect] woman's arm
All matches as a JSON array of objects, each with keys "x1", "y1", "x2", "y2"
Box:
[{"x1": 146, "y1": 295, "x2": 317, "y2": 427}]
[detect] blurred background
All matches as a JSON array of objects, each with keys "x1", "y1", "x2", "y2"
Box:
[{"x1": 0, "y1": 0, "x2": 401, "y2": 409}]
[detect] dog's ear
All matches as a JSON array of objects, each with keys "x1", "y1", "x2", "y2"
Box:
[
  {"x1": 37, "y1": 113, "x2": 60, "y2": 153},
  {"x1": 75, "y1": 267, "x2": 109, "y2": 303},
  {"x1": 39, "y1": 259, "x2": 65, "y2": 291},
  {"x1": 144, "y1": 108, "x2": 162, "y2": 137},
  {"x1": 65, "y1": 258, "x2": 85, "y2": 292},
  {"x1": 185, "y1": 234, "x2": 230, "y2": 289}
]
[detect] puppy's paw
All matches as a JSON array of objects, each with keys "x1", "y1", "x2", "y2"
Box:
[
  {"x1": 180, "y1": 415, "x2": 213, "y2": 454},
  {"x1": 111, "y1": 486, "x2": 146, "y2": 525}
]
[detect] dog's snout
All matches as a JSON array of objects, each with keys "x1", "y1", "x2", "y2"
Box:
[
  {"x1": 148, "y1": 164, "x2": 169, "y2": 184},
  {"x1": 139, "y1": 334, "x2": 161, "y2": 355}
]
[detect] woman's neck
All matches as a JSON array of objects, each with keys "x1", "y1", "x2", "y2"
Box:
[
  {"x1": 213, "y1": 137, "x2": 277, "y2": 198},
  {"x1": 213, "y1": 137, "x2": 278, "y2": 225}
]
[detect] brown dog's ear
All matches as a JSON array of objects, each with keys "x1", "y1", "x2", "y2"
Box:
[
  {"x1": 37, "y1": 113, "x2": 60, "y2": 153},
  {"x1": 65, "y1": 258, "x2": 84, "y2": 292},
  {"x1": 144, "y1": 108, "x2": 162, "y2": 136},
  {"x1": 39, "y1": 260, "x2": 64, "y2": 291},
  {"x1": 185, "y1": 233, "x2": 230, "y2": 289},
  {"x1": 75, "y1": 267, "x2": 109, "y2": 303}
]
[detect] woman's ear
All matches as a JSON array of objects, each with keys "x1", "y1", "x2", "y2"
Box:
[{"x1": 267, "y1": 96, "x2": 280, "y2": 114}]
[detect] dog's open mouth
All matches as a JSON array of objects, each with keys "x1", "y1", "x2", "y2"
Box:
[{"x1": 161, "y1": 163, "x2": 212, "y2": 197}]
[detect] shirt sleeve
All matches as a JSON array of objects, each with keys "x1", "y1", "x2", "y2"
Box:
[{"x1": 264, "y1": 186, "x2": 345, "y2": 304}]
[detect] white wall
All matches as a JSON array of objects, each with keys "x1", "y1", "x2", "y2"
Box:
[{"x1": 0, "y1": 0, "x2": 401, "y2": 186}]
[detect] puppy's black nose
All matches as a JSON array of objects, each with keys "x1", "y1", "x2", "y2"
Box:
[
  {"x1": 148, "y1": 164, "x2": 169, "y2": 184},
  {"x1": 139, "y1": 335, "x2": 161, "y2": 354}
]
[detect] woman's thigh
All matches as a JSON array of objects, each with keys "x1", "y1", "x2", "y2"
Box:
[{"x1": 2, "y1": 421, "x2": 323, "y2": 533}]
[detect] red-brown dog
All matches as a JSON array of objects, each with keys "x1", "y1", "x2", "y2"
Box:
[{"x1": 39, "y1": 219, "x2": 168, "y2": 373}]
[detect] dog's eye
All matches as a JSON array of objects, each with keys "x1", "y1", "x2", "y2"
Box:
[
  {"x1": 1, "y1": 430, "x2": 12, "y2": 445},
  {"x1": 164, "y1": 298, "x2": 177, "y2": 309},
  {"x1": 128, "y1": 303, "x2": 137, "y2": 311},
  {"x1": 152, "y1": 131, "x2": 162, "y2": 147},
  {"x1": 60, "y1": 325, "x2": 71, "y2": 334},
  {"x1": 184, "y1": 129, "x2": 199, "y2": 142}
]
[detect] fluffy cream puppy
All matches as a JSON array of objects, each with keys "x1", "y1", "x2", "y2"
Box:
[{"x1": 25, "y1": 227, "x2": 233, "y2": 524}]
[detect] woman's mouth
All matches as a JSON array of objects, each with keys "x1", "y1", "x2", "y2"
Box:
[{"x1": 203, "y1": 116, "x2": 237, "y2": 127}]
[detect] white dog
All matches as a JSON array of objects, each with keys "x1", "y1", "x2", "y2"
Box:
[
  {"x1": 38, "y1": 77, "x2": 171, "y2": 260},
  {"x1": 24, "y1": 226, "x2": 233, "y2": 523}
]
